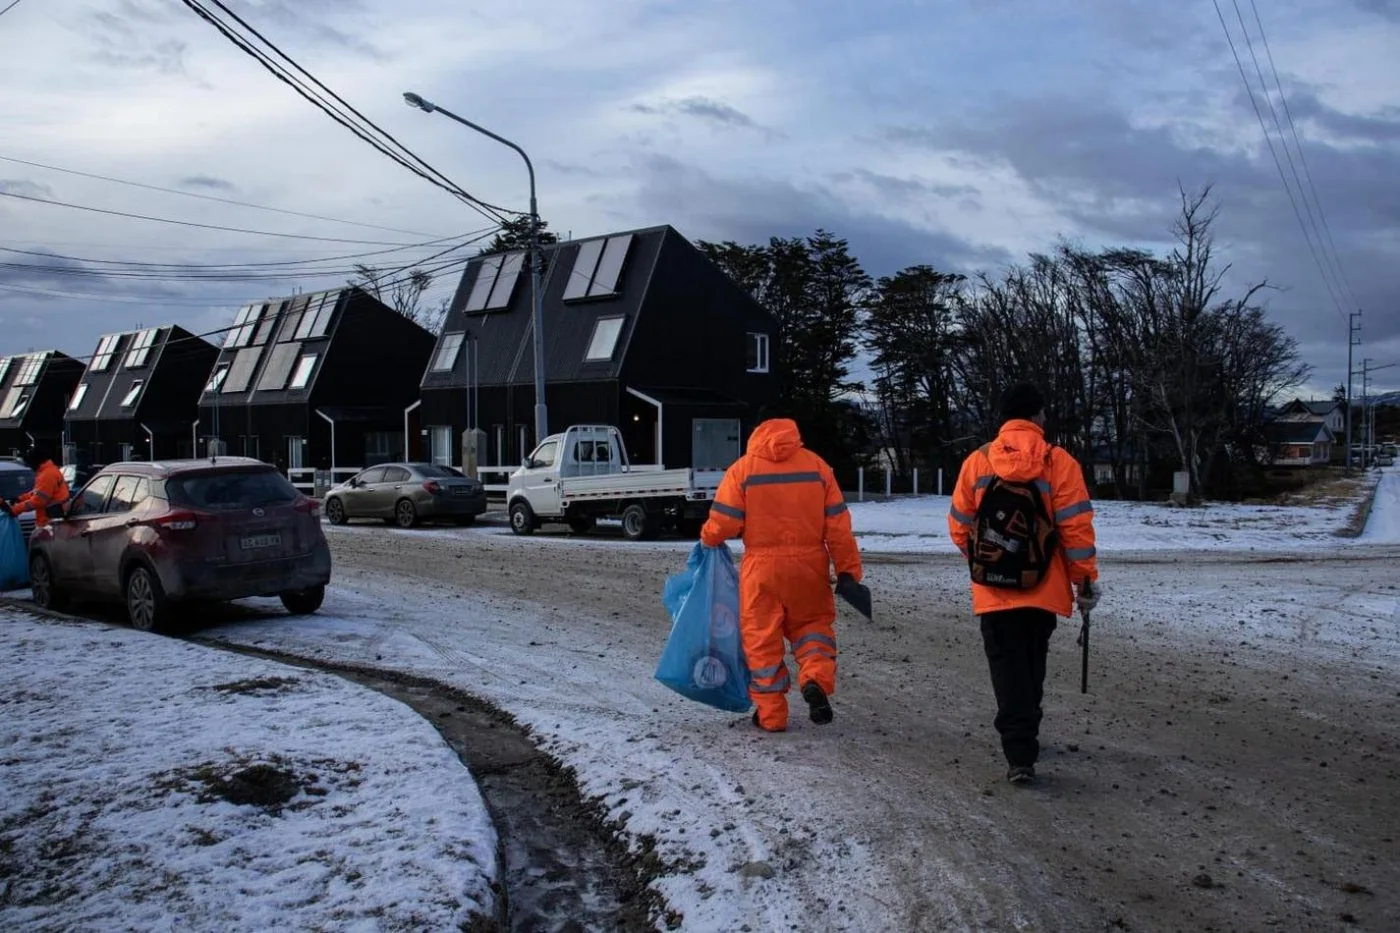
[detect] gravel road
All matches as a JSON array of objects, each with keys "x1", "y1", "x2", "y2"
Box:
[{"x1": 309, "y1": 523, "x2": 1400, "y2": 932}]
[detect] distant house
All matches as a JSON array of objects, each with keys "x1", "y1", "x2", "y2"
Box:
[
  {"x1": 1088, "y1": 443, "x2": 1144, "y2": 487},
  {"x1": 197, "y1": 287, "x2": 434, "y2": 491},
  {"x1": 418, "y1": 225, "x2": 779, "y2": 478},
  {"x1": 1264, "y1": 420, "x2": 1335, "y2": 466},
  {"x1": 0, "y1": 351, "x2": 85, "y2": 459},
  {"x1": 64, "y1": 326, "x2": 219, "y2": 465},
  {"x1": 1276, "y1": 398, "x2": 1346, "y2": 436}
]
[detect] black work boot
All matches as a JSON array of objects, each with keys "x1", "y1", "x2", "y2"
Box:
[
  {"x1": 1007, "y1": 765, "x2": 1036, "y2": 786},
  {"x1": 801, "y1": 682, "x2": 834, "y2": 725}
]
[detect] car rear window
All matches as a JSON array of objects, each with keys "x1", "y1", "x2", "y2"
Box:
[
  {"x1": 166, "y1": 469, "x2": 300, "y2": 511},
  {"x1": 0, "y1": 468, "x2": 34, "y2": 500},
  {"x1": 415, "y1": 464, "x2": 465, "y2": 479}
]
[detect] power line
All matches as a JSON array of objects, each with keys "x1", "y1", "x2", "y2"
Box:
[
  {"x1": 0, "y1": 189, "x2": 425, "y2": 245},
  {"x1": 179, "y1": 0, "x2": 517, "y2": 226},
  {"x1": 1211, "y1": 0, "x2": 1350, "y2": 324},
  {"x1": 0, "y1": 154, "x2": 448, "y2": 239},
  {"x1": 1229, "y1": 0, "x2": 1354, "y2": 314},
  {"x1": 0, "y1": 0, "x2": 27, "y2": 19},
  {"x1": 1245, "y1": 0, "x2": 1361, "y2": 311}
]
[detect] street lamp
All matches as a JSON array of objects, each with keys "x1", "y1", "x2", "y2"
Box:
[{"x1": 403, "y1": 91, "x2": 548, "y2": 448}]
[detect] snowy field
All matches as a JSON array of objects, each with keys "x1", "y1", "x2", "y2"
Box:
[{"x1": 0, "y1": 612, "x2": 499, "y2": 932}]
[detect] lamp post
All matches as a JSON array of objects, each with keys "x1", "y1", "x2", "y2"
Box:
[{"x1": 403, "y1": 91, "x2": 547, "y2": 448}]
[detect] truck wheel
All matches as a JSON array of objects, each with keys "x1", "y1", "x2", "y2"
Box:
[
  {"x1": 621, "y1": 504, "x2": 660, "y2": 542},
  {"x1": 509, "y1": 501, "x2": 537, "y2": 536},
  {"x1": 568, "y1": 515, "x2": 596, "y2": 536}
]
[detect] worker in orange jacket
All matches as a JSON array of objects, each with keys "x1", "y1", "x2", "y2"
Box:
[
  {"x1": 3, "y1": 445, "x2": 71, "y2": 528},
  {"x1": 701, "y1": 405, "x2": 864, "y2": 732},
  {"x1": 947, "y1": 383, "x2": 1100, "y2": 785}
]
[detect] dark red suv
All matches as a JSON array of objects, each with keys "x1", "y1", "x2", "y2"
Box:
[{"x1": 28, "y1": 457, "x2": 331, "y2": 632}]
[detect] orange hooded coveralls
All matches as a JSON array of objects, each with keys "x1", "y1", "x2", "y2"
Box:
[
  {"x1": 8, "y1": 460, "x2": 69, "y2": 528},
  {"x1": 700, "y1": 419, "x2": 863, "y2": 731}
]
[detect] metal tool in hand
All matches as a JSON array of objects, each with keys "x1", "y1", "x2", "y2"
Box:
[{"x1": 1075, "y1": 581, "x2": 1092, "y2": 694}]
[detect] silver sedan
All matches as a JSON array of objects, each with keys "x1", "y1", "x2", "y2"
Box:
[{"x1": 323, "y1": 462, "x2": 487, "y2": 529}]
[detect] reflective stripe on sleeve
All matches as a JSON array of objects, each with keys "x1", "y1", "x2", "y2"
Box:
[
  {"x1": 1066, "y1": 546, "x2": 1097, "y2": 560},
  {"x1": 750, "y1": 669, "x2": 792, "y2": 693},
  {"x1": 948, "y1": 506, "x2": 974, "y2": 525},
  {"x1": 792, "y1": 632, "x2": 836, "y2": 654},
  {"x1": 825, "y1": 502, "x2": 848, "y2": 517},
  {"x1": 711, "y1": 502, "x2": 744, "y2": 520},
  {"x1": 1054, "y1": 500, "x2": 1093, "y2": 522},
  {"x1": 974, "y1": 475, "x2": 994, "y2": 490}
]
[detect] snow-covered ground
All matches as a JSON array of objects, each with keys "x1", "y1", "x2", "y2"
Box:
[
  {"x1": 1361, "y1": 465, "x2": 1400, "y2": 543},
  {"x1": 0, "y1": 611, "x2": 499, "y2": 932}
]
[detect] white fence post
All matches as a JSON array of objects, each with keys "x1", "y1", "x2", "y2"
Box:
[
  {"x1": 913, "y1": 468, "x2": 919, "y2": 496},
  {"x1": 884, "y1": 470, "x2": 892, "y2": 498},
  {"x1": 858, "y1": 467, "x2": 864, "y2": 502},
  {"x1": 938, "y1": 468, "x2": 944, "y2": 496}
]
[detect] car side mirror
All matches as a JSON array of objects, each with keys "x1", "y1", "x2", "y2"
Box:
[{"x1": 522, "y1": 458, "x2": 534, "y2": 469}]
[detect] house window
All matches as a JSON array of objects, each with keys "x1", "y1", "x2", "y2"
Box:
[
  {"x1": 584, "y1": 316, "x2": 625, "y2": 362},
  {"x1": 494, "y1": 425, "x2": 505, "y2": 465},
  {"x1": 288, "y1": 354, "x2": 318, "y2": 389},
  {"x1": 563, "y1": 234, "x2": 633, "y2": 301},
  {"x1": 69, "y1": 383, "x2": 89, "y2": 411},
  {"x1": 205, "y1": 364, "x2": 230, "y2": 393},
  {"x1": 123, "y1": 328, "x2": 160, "y2": 368},
  {"x1": 365, "y1": 431, "x2": 397, "y2": 465},
  {"x1": 119, "y1": 443, "x2": 134, "y2": 462},
  {"x1": 296, "y1": 291, "x2": 338, "y2": 339},
  {"x1": 746, "y1": 333, "x2": 770, "y2": 373},
  {"x1": 121, "y1": 380, "x2": 145, "y2": 408},
  {"x1": 0, "y1": 358, "x2": 11, "y2": 385},
  {"x1": 241, "y1": 436, "x2": 260, "y2": 459},
  {"x1": 288, "y1": 436, "x2": 305, "y2": 470},
  {"x1": 90, "y1": 335, "x2": 122, "y2": 371},
  {"x1": 464, "y1": 253, "x2": 525, "y2": 313},
  {"x1": 279, "y1": 295, "x2": 312, "y2": 341},
  {"x1": 222, "y1": 347, "x2": 264, "y2": 393},
  {"x1": 13, "y1": 353, "x2": 45, "y2": 385},
  {"x1": 432, "y1": 333, "x2": 465, "y2": 372},
  {"x1": 0, "y1": 388, "x2": 28, "y2": 419},
  {"x1": 430, "y1": 426, "x2": 453, "y2": 466}
]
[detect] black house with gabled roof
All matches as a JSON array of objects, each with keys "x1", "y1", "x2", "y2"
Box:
[
  {"x1": 63, "y1": 325, "x2": 219, "y2": 465},
  {"x1": 0, "y1": 350, "x2": 85, "y2": 459},
  {"x1": 418, "y1": 224, "x2": 779, "y2": 474},
  {"x1": 197, "y1": 286, "x2": 434, "y2": 490}
]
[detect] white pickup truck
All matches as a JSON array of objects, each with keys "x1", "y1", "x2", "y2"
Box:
[{"x1": 505, "y1": 425, "x2": 722, "y2": 541}]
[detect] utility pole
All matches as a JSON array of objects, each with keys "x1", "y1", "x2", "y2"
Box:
[
  {"x1": 1345, "y1": 310, "x2": 1362, "y2": 474},
  {"x1": 1360, "y1": 358, "x2": 1397, "y2": 467}
]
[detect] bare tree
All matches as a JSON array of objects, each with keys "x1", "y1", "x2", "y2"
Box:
[{"x1": 350, "y1": 265, "x2": 437, "y2": 330}]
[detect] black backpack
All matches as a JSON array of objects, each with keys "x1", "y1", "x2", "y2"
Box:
[{"x1": 967, "y1": 450, "x2": 1058, "y2": 590}]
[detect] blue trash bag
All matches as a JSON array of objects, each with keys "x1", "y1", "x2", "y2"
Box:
[
  {"x1": 0, "y1": 512, "x2": 29, "y2": 592},
  {"x1": 655, "y1": 542, "x2": 752, "y2": 713}
]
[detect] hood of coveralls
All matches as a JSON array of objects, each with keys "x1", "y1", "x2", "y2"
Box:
[
  {"x1": 987, "y1": 418, "x2": 1051, "y2": 482},
  {"x1": 747, "y1": 418, "x2": 803, "y2": 462}
]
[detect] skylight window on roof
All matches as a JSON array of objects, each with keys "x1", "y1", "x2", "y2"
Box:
[
  {"x1": 68, "y1": 383, "x2": 88, "y2": 411},
  {"x1": 256, "y1": 343, "x2": 300, "y2": 391},
  {"x1": 0, "y1": 358, "x2": 12, "y2": 386},
  {"x1": 121, "y1": 380, "x2": 145, "y2": 408},
  {"x1": 225, "y1": 305, "x2": 264, "y2": 348},
  {"x1": 252, "y1": 304, "x2": 280, "y2": 345},
  {"x1": 279, "y1": 294, "x2": 311, "y2": 341},
  {"x1": 288, "y1": 353, "x2": 318, "y2": 389},
  {"x1": 296, "y1": 291, "x2": 338, "y2": 340},
  {"x1": 91, "y1": 334, "x2": 122, "y2": 371},
  {"x1": 464, "y1": 255, "x2": 504, "y2": 312},
  {"x1": 485, "y1": 252, "x2": 524, "y2": 309},
  {"x1": 431, "y1": 333, "x2": 465, "y2": 372},
  {"x1": 588, "y1": 234, "x2": 632, "y2": 297},
  {"x1": 1, "y1": 388, "x2": 28, "y2": 419},
  {"x1": 562, "y1": 240, "x2": 603, "y2": 301},
  {"x1": 221, "y1": 347, "x2": 263, "y2": 393},
  {"x1": 584, "y1": 316, "x2": 625, "y2": 362},
  {"x1": 205, "y1": 364, "x2": 230, "y2": 393},
  {"x1": 13, "y1": 353, "x2": 45, "y2": 386},
  {"x1": 123, "y1": 328, "x2": 160, "y2": 368}
]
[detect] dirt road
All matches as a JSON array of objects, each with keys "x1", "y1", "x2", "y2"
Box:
[{"x1": 245, "y1": 524, "x2": 1400, "y2": 931}]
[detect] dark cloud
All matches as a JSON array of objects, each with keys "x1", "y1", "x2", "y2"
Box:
[
  {"x1": 831, "y1": 169, "x2": 982, "y2": 206},
  {"x1": 178, "y1": 175, "x2": 238, "y2": 192},
  {"x1": 631, "y1": 96, "x2": 761, "y2": 130},
  {"x1": 629, "y1": 153, "x2": 1011, "y2": 277},
  {"x1": 1355, "y1": 0, "x2": 1400, "y2": 20}
]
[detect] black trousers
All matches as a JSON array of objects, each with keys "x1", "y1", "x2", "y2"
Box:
[{"x1": 980, "y1": 608, "x2": 1057, "y2": 768}]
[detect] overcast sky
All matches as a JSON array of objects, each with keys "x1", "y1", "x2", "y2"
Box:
[{"x1": 1, "y1": 0, "x2": 1396, "y2": 395}]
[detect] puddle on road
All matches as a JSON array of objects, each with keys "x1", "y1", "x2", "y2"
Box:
[{"x1": 201, "y1": 643, "x2": 659, "y2": 933}]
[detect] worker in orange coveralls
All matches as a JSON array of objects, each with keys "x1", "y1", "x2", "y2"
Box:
[
  {"x1": 700, "y1": 404, "x2": 864, "y2": 732},
  {"x1": 2, "y1": 444, "x2": 70, "y2": 528}
]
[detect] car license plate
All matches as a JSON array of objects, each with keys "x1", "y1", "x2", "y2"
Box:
[
  {"x1": 240, "y1": 534, "x2": 281, "y2": 550},
  {"x1": 452, "y1": 486, "x2": 470, "y2": 496}
]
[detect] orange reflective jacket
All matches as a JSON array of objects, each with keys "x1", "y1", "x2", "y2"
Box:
[
  {"x1": 947, "y1": 420, "x2": 1097, "y2": 617},
  {"x1": 11, "y1": 459, "x2": 70, "y2": 527},
  {"x1": 700, "y1": 419, "x2": 862, "y2": 581}
]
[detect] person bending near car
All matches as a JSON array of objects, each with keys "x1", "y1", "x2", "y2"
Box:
[
  {"x1": 700, "y1": 403, "x2": 864, "y2": 732},
  {"x1": 1, "y1": 445, "x2": 70, "y2": 528},
  {"x1": 947, "y1": 383, "x2": 1100, "y2": 785}
]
